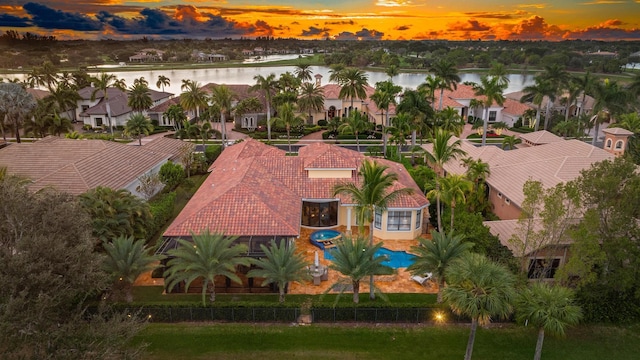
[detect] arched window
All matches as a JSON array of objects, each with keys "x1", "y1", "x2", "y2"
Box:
[
  {"x1": 615, "y1": 140, "x2": 624, "y2": 149},
  {"x1": 605, "y1": 139, "x2": 612, "y2": 149},
  {"x1": 327, "y1": 106, "x2": 336, "y2": 119}
]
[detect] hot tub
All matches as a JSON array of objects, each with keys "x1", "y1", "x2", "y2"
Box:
[{"x1": 309, "y1": 229, "x2": 341, "y2": 250}]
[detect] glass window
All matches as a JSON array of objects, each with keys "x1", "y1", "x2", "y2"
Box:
[
  {"x1": 605, "y1": 139, "x2": 612, "y2": 149},
  {"x1": 374, "y1": 208, "x2": 382, "y2": 229},
  {"x1": 301, "y1": 201, "x2": 338, "y2": 227},
  {"x1": 387, "y1": 211, "x2": 412, "y2": 231},
  {"x1": 415, "y1": 209, "x2": 422, "y2": 229},
  {"x1": 615, "y1": 140, "x2": 623, "y2": 149},
  {"x1": 95, "y1": 118, "x2": 103, "y2": 127},
  {"x1": 528, "y1": 258, "x2": 561, "y2": 279},
  {"x1": 489, "y1": 111, "x2": 497, "y2": 122}
]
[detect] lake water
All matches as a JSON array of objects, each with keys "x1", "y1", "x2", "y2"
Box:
[{"x1": 1, "y1": 59, "x2": 535, "y2": 95}]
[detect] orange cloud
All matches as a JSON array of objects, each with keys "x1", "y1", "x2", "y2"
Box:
[{"x1": 447, "y1": 19, "x2": 491, "y2": 32}]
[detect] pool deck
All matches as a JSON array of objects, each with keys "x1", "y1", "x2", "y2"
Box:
[{"x1": 288, "y1": 226, "x2": 437, "y2": 295}]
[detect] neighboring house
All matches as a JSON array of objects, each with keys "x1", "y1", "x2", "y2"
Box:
[
  {"x1": 201, "y1": 83, "x2": 269, "y2": 131},
  {"x1": 148, "y1": 97, "x2": 182, "y2": 128},
  {"x1": 421, "y1": 130, "x2": 625, "y2": 221},
  {"x1": 192, "y1": 51, "x2": 227, "y2": 62},
  {"x1": 505, "y1": 90, "x2": 595, "y2": 122},
  {"x1": 128, "y1": 48, "x2": 165, "y2": 62},
  {"x1": 0, "y1": 136, "x2": 192, "y2": 198},
  {"x1": 160, "y1": 139, "x2": 428, "y2": 256},
  {"x1": 76, "y1": 86, "x2": 173, "y2": 129}
]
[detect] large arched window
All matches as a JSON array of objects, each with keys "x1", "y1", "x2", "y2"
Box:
[
  {"x1": 615, "y1": 140, "x2": 624, "y2": 149},
  {"x1": 301, "y1": 200, "x2": 338, "y2": 227},
  {"x1": 605, "y1": 139, "x2": 612, "y2": 149}
]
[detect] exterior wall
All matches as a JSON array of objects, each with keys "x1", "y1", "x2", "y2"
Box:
[
  {"x1": 307, "y1": 169, "x2": 353, "y2": 179},
  {"x1": 500, "y1": 113, "x2": 519, "y2": 128},
  {"x1": 336, "y1": 206, "x2": 424, "y2": 240},
  {"x1": 603, "y1": 134, "x2": 628, "y2": 157},
  {"x1": 124, "y1": 160, "x2": 168, "y2": 199},
  {"x1": 489, "y1": 186, "x2": 522, "y2": 220}
]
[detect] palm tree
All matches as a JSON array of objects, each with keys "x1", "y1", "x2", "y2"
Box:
[
  {"x1": 501, "y1": 135, "x2": 520, "y2": 150},
  {"x1": 424, "y1": 129, "x2": 467, "y2": 232},
  {"x1": 333, "y1": 160, "x2": 413, "y2": 300},
  {"x1": 297, "y1": 82, "x2": 325, "y2": 124},
  {"x1": 250, "y1": 73, "x2": 278, "y2": 142},
  {"x1": 164, "y1": 104, "x2": 187, "y2": 130},
  {"x1": 208, "y1": 84, "x2": 236, "y2": 146},
  {"x1": 247, "y1": 240, "x2": 309, "y2": 303},
  {"x1": 125, "y1": 113, "x2": 154, "y2": 146},
  {"x1": 326, "y1": 236, "x2": 393, "y2": 303},
  {"x1": 338, "y1": 109, "x2": 373, "y2": 153},
  {"x1": 179, "y1": 80, "x2": 208, "y2": 123},
  {"x1": 429, "y1": 60, "x2": 461, "y2": 110},
  {"x1": 385, "y1": 65, "x2": 399, "y2": 80},
  {"x1": 91, "y1": 72, "x2": 126, "y2": 135},
  {"x1": 628, "y1": 72, "x2": 640, "y2": 98},
  {"x1": 521, "y1": 78, "x2": 553, "y2": 132},
  {"x1": 328, "y1": 63, "x2": 346, "y2": 83},
  {"x1": 488, "y1": 62, "x2": 510, "y2": 87},
  {"x1": 273, "y1": 102, "x2": 304, "y2": 153},
  {"x1": 516, "y1": 283, "x2": 582, "y2": 360},
  {"x1": 371, "y1": 80, "x2": 402, "y2": 157},
  {"x1": 418, "y1": 75, "x2": 443, "y2": 105},
  {"x1": 440, "y1": 174, "x2": 473, "y2": 232},
  {"x1": 0, "y1": 82, "x2": 36, "y2": 143},
  {"x1": 274, "y1": 72, "x2": 301, "y2": 107},
  {"x1": 473, "y1": 75, "x2": 507, "y2": 146},
  {"x1": 386, "y1": 113, "x2": 411, "y2": 156},
  {"x1": 294, "y1": 62, "x2": 313, "y2": 83},
  {"x1": 435, "y1": 107, "x2": 465, "y2": 137},
  {"x1": 127, "y1": 82, "x2": 153, "y2": 114},
  {"x1": 408, "y1": 230, "x2": 474, "y2": 303},
  {"x1": 156, "y1": 75, "x2": 170, "y2": 92},
  {"x1": 591, "y1": 79, "x2": 633, "y2": 145},
  {"x1": 338, "y1": 68, "x2": 369, "y2": 116},
  {"x1": 396, "y1": 89, "x2": 434, "y2": 146},
  {"x1": 443, "y1": 253, "x2": 516, "y2": 360},
  {"x1": 165, "y1": 230, "x2": 251, "y2": 305},
  {"x1": 102, "y1": 235, "x2": 163, "y2": 303},
  {"x1": 540, "y1": 64, "x2": 571, "y2": 122},
  {"x1": 462, "y1": 157, "x2": 491, "y2": 213},
  {"x1": 46, "y1": 85, "x2": 81, "y2": 118},
  {"x1": 47, "y1": 113, "x2": 73, "y2": 137}
]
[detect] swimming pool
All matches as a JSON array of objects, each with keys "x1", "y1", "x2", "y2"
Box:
[{"x1": 324, "y1": 247, "x2": 416, "y2": 269}]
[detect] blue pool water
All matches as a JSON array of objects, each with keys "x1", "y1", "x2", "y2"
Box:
[
  {"x1": 310, "y1": 229, "x2": 341, "y2": 241},
  {"x1": 324, "y1": 247, "x2": 416, "y2": 269}
]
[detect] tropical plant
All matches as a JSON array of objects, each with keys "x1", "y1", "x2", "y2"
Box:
[
  {"x1": 165, "y1": 230, "x2": 250, "y2": 305},
  {"x1": 156, "y1": 75, "x2": 170, "y2": 92},
  {"x1": 439, "y1": 174, "x2": 473, "y2": 231},
  {"x1": 501, "y1": 135, "x2": 521, "y2": 150},
  {"x1": 273, "y1": 102, "x2": 305, "y2": 153},
  {"x1": 125, "y1": 113, "x2": 154, "y2": 145},
  {"x1": 473, "y1": 75, "x2": 507, "y2": 146},
  {"x1": 488, "y1": 62, "x2": 510, "y2": 87},
  {"x1": 127, "y1": 81, "x2": 153, "y2": 113},
  {"x1": 516, "y1": 283, "x2": 582, "y2": 360},
  {"x1": 102, "y1": 235, "x2": 163, "y2": 303},
  {"x1": 337, "y1": 68, "x2": 369, "y2": 115},
  {"x1": 47, "y1": 112, "x2": 73, "y2": 136},
  {"x1": 396, "y1": 88, "x2": 434, "y2": 146},
  {"x1": 338, "y1": 109, "x2": 373, "y2": 153},
  {"x1": 158, "y1": 161, "x2": 185, "y2": 189},
  {"x1": 371, "y1": 80, "x2": 403, "y2": 157},
  {"x1": 91, "y1": 72, "x2": 126, "y2": 135},
  {"x1": 591, "y1": 79, "x2": 634, "y2": 145},
  {"x1": 461, "y1": 157, "x2": 491, "y2": 213},
  {"x1": 0, "y1": 82, "x2": 37, "y2": 143},
  {"x1": 521, "y1": 78, "x2": 553, "y2": 132},
  {"x1": 294, "y1": 62, "x2": 313, "y2": 83},
  {"x1": 180, "y1": 80, "x2": 208, "y2": 123},
  {"x1": 332, "y1": 159, "x2": 413, "y2": 300},
  {"x1": 408, "y1": 230, "x2": 474, "y2": 303},
  {"x1": 208, "y1": 84, "x2": 236, "y2": 145},
  {"x1": 424, "y1": 128, "x2": 467, "y2": 231},
  {"x1": 443, "y1": 253, "x2": 516, "y2": 360},
  {"x1": 164, "y1": 104, "x2": 187, "y2": 130},
  {"x1": 429, "y1": 60, "x2": 461, "y2": 110},
  {"x1": 435, "y1": 107, "x2": 465, "y2": 137},
  {"x1": 418, "y1": 75, "x2": 443, "y2": 105},
  {"x1": 386, "y1": 113, "x2": 411, "y2": 156},
  {"x1": 326, "y1": 236, "x2": 394, "y2": 304},
  {"x1": 250, "y1": 73, "x2": 278, "y2": 141},
  {"x1": 297, "y1": 82, "x2": 325, "y2": 124},
  {"x1": 247, "y1": 239, "x2": 309, "y2": 303}
]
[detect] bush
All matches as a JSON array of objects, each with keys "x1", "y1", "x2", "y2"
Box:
[
  {"x1": 513, "y1": 118, "x2": 523, "y2": 128},
  {"x1": 159, "y1": 161, "x2": 185, "y2": 190},
  {"x1": 204, "y1": 145, "x2": 223, "y2": 165},
  {"x1": 317, "y1": 119, "x2": 328, "y2": 126},
  {"x1": 148, "y1": 191, "x2": 177, "y2": 237}
]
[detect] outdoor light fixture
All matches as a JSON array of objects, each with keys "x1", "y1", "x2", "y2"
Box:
[{"x1": 434, "y1": 311, "x2": 445, "y2": 323}]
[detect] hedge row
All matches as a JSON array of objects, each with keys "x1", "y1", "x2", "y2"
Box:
[{"x1": 148, "y1": 191, "x2": 177, "y2": 237}]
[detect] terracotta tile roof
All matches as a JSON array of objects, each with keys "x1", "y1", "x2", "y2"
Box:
[
  {"x1": 26, "y1": 88, "x2": 49, "y2": 100},
  {"x1": 0, "y1": 137, "x2": 177, "y2": 195},
  {"x1": 422, "y1": 134, "x2": 614, "y2": 209},
  {"x1": 519, "y1": 130, "x2": 564, "y2": 145},
  {"x1": 603, "y1": 127, "x2": 633, "y2": 136},
  {"x1": 81, "y1": 87, "x2": 172, "y2": 117},
  {"x1": 202, "y1": 83, "x2": 269, "y2": 112},
  {"x1": 321, "y1": 84, "x2": 342, "y2": 99},
  {"x1": 149, "y1": 96, "x2": 180, "y2": 113},
  {"x1": 165, "y1": 139, "x2": 428, "y2": 238},
  {"x1": 143, "y1": 136, "x2": 195, "y2": 162},
  {"x1": 502, "y1": 98, "x2": 532, "y2": 116}
]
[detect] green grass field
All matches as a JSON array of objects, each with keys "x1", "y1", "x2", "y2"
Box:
[{"x1": 134, "y1": 322, "x2": 640, "y2": 360}]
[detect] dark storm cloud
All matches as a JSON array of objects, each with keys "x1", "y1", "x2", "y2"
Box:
[
  {"x1": 0, "y1": 13, "x2": 30, "y2": 27},
  {"x1": 325, "y1": 20, "x2": 355, "y2": 25},
  {"x1": 394, "y1": 25, "x2": 411, "y2": 31},
  {"x1": 23, "y1": 2, "x2": 102, "y2": 31},
  {"x1": 96, "y1": 9, "x2": 184, "y2": 35},
  {"x1": 301, "y1": 26, "x2": 330, "y2": 36},
  {"x1": 334, "y1": 28, "x2": 384, "y2": 40}
]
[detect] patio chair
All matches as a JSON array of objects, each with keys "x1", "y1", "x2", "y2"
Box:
[{"x1": 411, "y1": 272, "x2": 433, "y2": 286}]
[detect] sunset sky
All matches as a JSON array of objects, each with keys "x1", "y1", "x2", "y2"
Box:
[{"x1": 1, "y1": 1, "x2": 639, "y2": 41}]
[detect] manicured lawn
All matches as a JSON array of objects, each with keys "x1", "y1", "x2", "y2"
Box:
[{"x1": 134, "y1": 323, "x2": 640, "y2": 360}]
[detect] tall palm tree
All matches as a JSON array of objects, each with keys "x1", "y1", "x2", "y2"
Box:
[
  {"x1": 516, "y1": 283, "x2": 582, "y2": 360},
  {"x1": 208, "y1": 84, "x2": 236, "y2": 146},
  {"x1": 573, "y1": 72, "x2": 596, "y2": 118},
  {"x1": 338, "y1": 109, "x2": 373, "y2": 153},
  {"x1": 424, "y1": 129, "x2": 467, "y2": 232},
  {"x1": 0, "y1": 82, "x2": 36, "y2": 143},
  {"x1": 102, "y1": 235, "x2": 163, "y2": 303},
  {"x1": 165, "y1": 230, "x2": 251, "y2": 305},
  {"x1": 338, "y1": 68, "x2": 369, "y2": 116},
  {"x1": 46, "y1": 85, "x2": 81, "y2": 119},
  {"x1": 462, "y1": 157, "x2": 491, "y2": 213},
  {"x1": 435, "y1": 107, "x2": 465, "y2": 137},
  {"x1": 164, "y1": 104, "x2": 187, "y2": 130},
  {"x1": 443, "y1": 253, "x2": 516, "y2": 360},
  {"x1": 156, "y1": 75, "x2": 170, "y2": 92},
  {"x1": 247, "y1": 240, "x2": 309, "y2": 303},
  {"x1": 473, "y1": 75, "x2": 507, "y2": 146},
  {"x1": 328, "y1": 63, "x2": 346, "y2": 83},
  {"x1": 179, "y1": 80, "x2": 208, "y2": 123},
  {"x1": 91, "y1": 72, "x2": 125, "y2": 135},
  {"x1": 127, "y1": 82, "x2": 153, "y2": 114},
  {"x1": 294, "y1": 62, "x2": 313, "y2": 83},
  {"x1": 250, "y1": 73, "x2": 278, "y2": 142},
  {"x1": 326, "y1": 236, "x2": 393, "y2": 304},
  {"x1": 488, "y1": 62, "x2": 510, "y2": 87},
  {"x1": 408, "y1": 230, "x2": 474, "y2": 303},
  {"x1": 273, "y1": 102, "x2": 305, "y2": 153},
  {"x1": 371, "y1": 80, "x2": 402, "y2": 157},
  {"x1": 418, "y1": 75, "x2": 443, "y2": 105},
  {"x1": 47, "y1": 112, "x2": 73, "y2": 137},
  {"x1": 501, "y1": 135, "x2": 521, "y2": 150},
  {"x1": 297, "y1": 82, "x2": 325, "y2": 124},
  {"x1": 125, "y1": 113, "x2": 154, "y2": 146},
  {"x1": 521, "y1": 78, "x2": 553, "y2": 132},
  {"x1": 440, "y1": 174, "x2": 473, "y2": 232},
  {"x1": 385, "y1": 65, "x2": 399, "y2": 80},
  {"x1": 274, "y1": 72, "x2": 301, "y2": 107},
  {"x1": 429, "y1": 60, "x2": 461, "y2": 110},
  {"x1": 386, "y1": 113, "x2": 412, "y2": 156},
  {"x1": 333, "y1": 160, "x2": 413, "y2": 300},
  {"x1": 396, "y1": 89, "x2": 434, "y2": 146},
  {"x1": 628, "y1": 72, "x2": 640, "y2": 98},
  {"x1": 591, "y1": 79, "x2": 634, "y2": 145}
]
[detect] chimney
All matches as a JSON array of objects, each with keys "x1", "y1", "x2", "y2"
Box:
[
  {"x1": 602, "y1": 127, "x2": 633, "y2": 157},
  {"x1": 315, "y1": 74, "x2": 323, "y2": 87}
]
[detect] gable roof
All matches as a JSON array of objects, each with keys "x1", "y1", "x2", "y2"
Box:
[
  {"x1": 519, "y1": 130, "x2": 564, "y2": 146},
  {"x1": 0, "y1": 137, "x2": 178, "y2": 195},
  {"x1": 78, "y1": 87, "x2": 173, "y2": 117},
  {"x1": 202, "y1": 83, "x2": 269, "y2": 112},
  {"x1": 164, "y1": 139, "x2": 428, "y2": 238}
]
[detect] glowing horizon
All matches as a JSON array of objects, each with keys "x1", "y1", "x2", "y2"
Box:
[{"x1": 0, "y1": 1, "x2": 639, "y2": 41}]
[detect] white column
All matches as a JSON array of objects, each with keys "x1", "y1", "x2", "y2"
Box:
[{"x1": 346, "y1": 207, "x2": 352, "y2": 235}]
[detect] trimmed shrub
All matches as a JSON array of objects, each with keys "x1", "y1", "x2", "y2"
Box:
[
  {"x1": 148, "y1": 191, "x2": 177, "y2": 237},
  {"x1": 317, "y1": 119, "x2": 328, "y2": 126},
  {"x1": 204, "y1": 145, "x2": 223, "y2": 165},
  {"x1": 159, "y1": 161, "x2": 185, "y2": 190}
]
